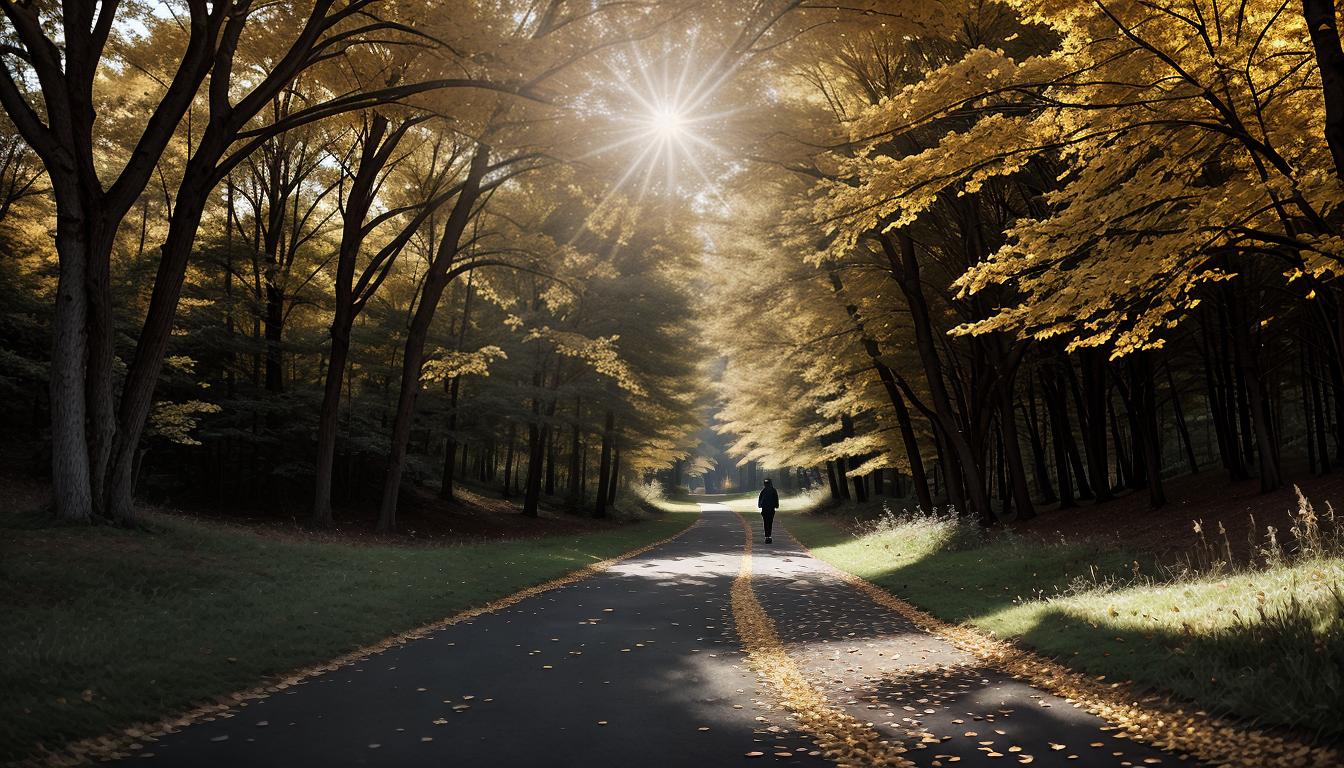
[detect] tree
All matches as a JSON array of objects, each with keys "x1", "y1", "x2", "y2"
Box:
[{"x1": 0, "y1": 0, "x2": 521, "y2": 523}]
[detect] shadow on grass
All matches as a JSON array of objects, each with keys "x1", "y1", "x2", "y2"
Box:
[
  {"x1": 782, "y1": 509, "x2": 1344, "y2": 741},
  {"x1": 0, "y1": 506, "x2": 699, "y2": 763}
]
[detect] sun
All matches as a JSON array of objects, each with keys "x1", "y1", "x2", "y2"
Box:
[
  {"x1": 650, "y1": 106, "x2": 685, "y2": 139},
  {"x1": 575, "y1": 42, "x2": 741, "y2": 212}
]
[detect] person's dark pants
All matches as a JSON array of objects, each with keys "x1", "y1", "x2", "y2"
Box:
[{"x1": 761, "y1": 509, "x2": 776, "y2": 538}]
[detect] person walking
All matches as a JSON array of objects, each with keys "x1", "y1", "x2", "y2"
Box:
[{"x1": 757, "y1": 478, "x2": 779, "y2": 543}]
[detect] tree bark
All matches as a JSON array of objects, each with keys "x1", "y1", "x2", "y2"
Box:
[
  {"x1": 1304, "y1": 0, "x2": 1344, "y2": 178},
  {"x1": 49, "y1": 195, "x2": 94, "y2": 522}
]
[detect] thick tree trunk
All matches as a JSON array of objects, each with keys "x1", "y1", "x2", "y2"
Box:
[
  {"x1": 850, "y1": 460, "x2": 869, "y2": 502},
  {"x1": 502, "y1": 423, "x2": 517, "y2": 499},
  {"x1": 105, "y1": 172, "x2": 217, "y2": 526},
  {"x1": 85, "y1": 222, "x2": 116, "y2": 521},
  {"x1": 1304, "y1": 0, "x2": 1344, "y2": 178},
  {"x1": 264, "y1": 280, "x2": 284, "y2": 393},
  {"x1": 833, "y1": 454, "x2": 852, "y2": 501},
  {"x1": 311, "y1": 321, "x2": 351, "y2": 526},
  {"x1": 49, "y1": 196, "x2": 94, "y2": 522}
]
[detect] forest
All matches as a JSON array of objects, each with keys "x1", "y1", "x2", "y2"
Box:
[
  {"x1": 5, "y1": 0, "x2": 1343, "y2": 530},
  {"x1": 3, "y1": 0, "x2": 1344, "y2": 765}
]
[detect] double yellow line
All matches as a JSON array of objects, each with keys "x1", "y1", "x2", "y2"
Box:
[{"x1": 728, "y1": 510, "x2": 914, "y2": 768}]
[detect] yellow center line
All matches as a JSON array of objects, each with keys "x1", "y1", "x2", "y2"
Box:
[{"x1": 728, "y1": 509, "x2": 914, "y2": 767}]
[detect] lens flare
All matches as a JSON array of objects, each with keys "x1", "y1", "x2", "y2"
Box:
[{"x1": 650, "y1": 107, "x2": 685, "y2": 138}]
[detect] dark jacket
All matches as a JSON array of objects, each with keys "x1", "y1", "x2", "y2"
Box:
[{"x1": 757, "y1": 485, "x2": 779, "y2": 511}]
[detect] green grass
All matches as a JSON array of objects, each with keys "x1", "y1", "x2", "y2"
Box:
[
  {"x1": 758, "y1": 496, "x2": 1344, "y2": 739},
  {"x1": 0, "y1": 505, "x2": 697, "y2": 763}
]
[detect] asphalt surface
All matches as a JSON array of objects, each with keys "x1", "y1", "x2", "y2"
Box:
[{"x1": 121, "y1": 504, "x2": 1197, "y2": 767}]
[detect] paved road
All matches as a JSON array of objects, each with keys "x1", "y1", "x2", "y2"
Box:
[{"x1": 123, "y1": 505, "x2": 1194, "y2": 767}]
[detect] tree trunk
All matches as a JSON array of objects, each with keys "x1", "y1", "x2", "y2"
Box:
[
  {"x1": 105, "y1": 172, "x2": 217, "y2": 526},
  {"x1": 594, "y1": 410, "x2": 615, "y2": 518},
  {"x1": 608, "y1": 440, "x2": 621, "y2": 506},
  {"x1": 49, "y1": 196, "x2": 94, "y2": 522},
  {"x1": 544, "y1": 429, "x2": 556, "y2": 497},
  {"x1": 377, "y1": 144, "x2": 490, "y2": 531},
  {"x1": 1228, "y1": 297, "x2": 1281, "y2": 491},
  {"x1": 522, "y1": 414, "x2": 546, "y2": 517},
  {"x1": 1023, "y1": 374, "x2": 1057, "y2": 502},
  {"x1": 502, "y1": 423, "x2": 517, "y2": 499},
  {"x1": 264, "y1": 279, "x2": 284, "y2": 393},
  {"x1": 1132, "y1": 354, "x2": 1166, "y2": 507},
  {"x1": 441, "y1": 376, "x2": 461, "y2": 500},
  {"x1": 568, "y1": 400, "x2": 583, "y2": 502},
  {"x1": 1109, "y1": 397, "x2": 1130, "y2": 489},
  {"x1": 1309, "y1": 344, "x2": 1333, "y2": 473},
  {"x1": 1040, "y1": 368, "x2": 1077, "y2": 509},
  {"x1": 1304, "y1": 0, "x2": 1344, "y2": 178},
  {"x1": 880, "y1": 231, "x2": 991, "y2": 522},
  {"x1": 825, "y1": 269, "x2": 933, "y2": 512},
  {"x1": 996, "y1": 374, "x2": 1035, "y2": 520},
  {"x1": 1165, "y1": 364, "x2": 1200, "y2": 474},
  {"x1": 1079, "y1": 350, "x2": 1112, "y2": 501},
  {"x1": 824, "y1": 461, "x2": 841, "y2": 502},
  {"x1": 311, "y1": 320, "x2": 351, "y2": 526},
  {"x1": 833, "y1": 454, "x2": 852, "y2": 501}
]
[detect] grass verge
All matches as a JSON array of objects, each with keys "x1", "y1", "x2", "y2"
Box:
[
  {"x1": 0, "y1": 504, "x2": 697, "y2": 764},
  {"x1": 767, "y1": 496, "x2": 1344, "y2": 740}
]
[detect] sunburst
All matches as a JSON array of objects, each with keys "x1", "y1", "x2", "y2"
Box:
[{"x1": 578, "y1": 40, "x2": 741, "y2": 215}]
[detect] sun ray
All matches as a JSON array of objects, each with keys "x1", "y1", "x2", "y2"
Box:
[{"x1": 576, "y1": 40, "x2": 739, "y2": 214}]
